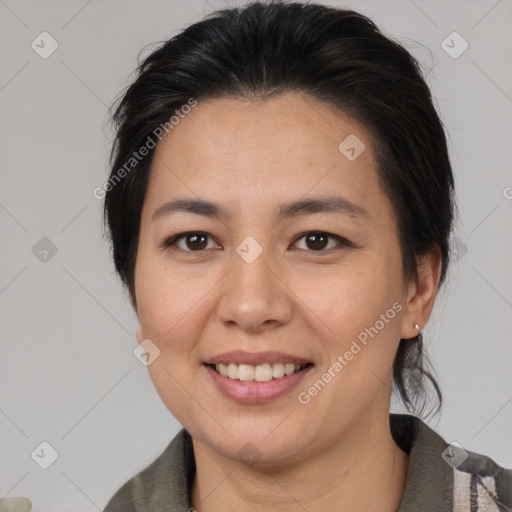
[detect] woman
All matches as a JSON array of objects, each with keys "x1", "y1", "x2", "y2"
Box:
[{"x1": 101, "y1": 1, "x2": 511, "y2": 510}]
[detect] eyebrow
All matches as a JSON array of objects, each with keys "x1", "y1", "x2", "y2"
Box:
[{"x1": 151, "y1": 195, "x2": 369, "y2": 222}]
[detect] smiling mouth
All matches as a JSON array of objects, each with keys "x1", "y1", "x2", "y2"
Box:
[{"x1": 206, "y1": 362, "x2": 314, "y2": 382}]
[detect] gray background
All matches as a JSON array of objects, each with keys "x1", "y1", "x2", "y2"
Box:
[{"x1": 1, "y1": 0, "x2": 511, "y2": 510}]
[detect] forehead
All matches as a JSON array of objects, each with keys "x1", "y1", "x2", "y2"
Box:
[
  {"x1": 145, "y1": 92, "x2": 386, "y2": 219},
  {"x1": 153, "y1": 92, "x2": 377, "y2": 163}
]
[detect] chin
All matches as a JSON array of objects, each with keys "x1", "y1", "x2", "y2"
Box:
[{"x1": 197, "y1": 421, "x2": 312, "y2": 466}]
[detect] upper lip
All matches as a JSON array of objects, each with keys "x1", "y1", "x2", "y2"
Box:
[{"x1": 204, "y1": 350, "x2": 313, "y2": 366}]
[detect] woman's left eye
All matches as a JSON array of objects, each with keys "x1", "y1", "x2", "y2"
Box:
[
  {"x1": 292, "y1": 231, "x2": 350, "y2": 252},
  {"x1": 163, "y1": 231, "x2": 350, "y2": 253}
]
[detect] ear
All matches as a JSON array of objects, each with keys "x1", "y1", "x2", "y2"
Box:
[{"x1": 400, "y1": 247, "x2": 442, "y2": 340}]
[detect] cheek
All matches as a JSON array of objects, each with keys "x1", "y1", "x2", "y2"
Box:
[
  {"x1": 145, "y1": 355, "x2": 199, "y2": 430},
  {"x1": 135, "y1": 246, "x2": 191, "y2": 327},
  {"x1": 313, "y1": 260, "x2": 398, "y2": 323},
  {"x1": 135, "y1": 260, "x2": 204, "y2": 421},
  {"x1": 309, "y1": 258, "x2": 404, "y2": 368}
]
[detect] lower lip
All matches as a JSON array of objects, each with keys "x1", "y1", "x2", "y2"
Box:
[{"x1": 203, "y1": 364, "x2": 314, "y2": 405}]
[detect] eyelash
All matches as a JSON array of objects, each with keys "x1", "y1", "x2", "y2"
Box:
[{"x1": 162, "y1": 231, "x2": 352, "y2": 254}]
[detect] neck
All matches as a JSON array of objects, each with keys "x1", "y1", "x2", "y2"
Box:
[{"x1": 191, "y1": 412, "x2": 409, "y2": 512}]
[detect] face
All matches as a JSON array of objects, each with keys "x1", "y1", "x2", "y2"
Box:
[{"x1": 134, "y1": 92, "x2": 415, "y2": 465}]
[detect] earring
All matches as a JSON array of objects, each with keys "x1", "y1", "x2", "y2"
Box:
[{"x1": 414, "y1": 323, "x2": 421, "y2": 337}]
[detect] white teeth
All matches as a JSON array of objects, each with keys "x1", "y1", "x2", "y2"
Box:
[
  {"x1": 284, "y1": 363, "x2": 295, "y2": 376},
  {"x1": 227, "y1": 363, "x2": 238, "y2": 379},
  {"x1": 214, "y1": 362, "x2": 308, "y2": 382},
  {"x1": 255, "y1": 363, "x2": 273, "y2": 382},
  {"x1": 238, "y1": 364, "x2": 254, "y2": 381},
  {"x1": 272, "y1": 363, "x2": 285, "y2": 378}
]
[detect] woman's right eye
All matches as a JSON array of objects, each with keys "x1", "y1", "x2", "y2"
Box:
[{"x1": 163, "y1": 231, "x2": 218, "y2": 252}]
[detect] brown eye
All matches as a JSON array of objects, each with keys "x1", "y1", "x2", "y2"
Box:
[
  {"x1": 184, "y1": 233, "x2": 208, "y2": 250},
  {"x1": 305, "y1": 233, "x2": 329, "y2": 250},
  {"x1": 164, "y1": 232, "x2": 216, "y2": 252},
  {"x1": 293, "y1": 231, "x2": 349, "y2": 252}
]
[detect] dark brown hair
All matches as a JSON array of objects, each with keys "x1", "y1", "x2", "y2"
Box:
[{"x1": 103, "y1": 0, "x2": 456, "y2": 419}]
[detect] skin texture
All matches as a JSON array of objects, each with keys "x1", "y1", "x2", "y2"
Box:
[{"x1": 133, "y1": 92, "x2": 441, "y2": 511}]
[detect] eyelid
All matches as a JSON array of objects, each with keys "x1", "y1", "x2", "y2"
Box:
[{"x1": 163, "y1": 230, "x2": 352, "y2": 253}]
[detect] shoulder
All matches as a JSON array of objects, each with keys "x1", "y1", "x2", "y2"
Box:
[
  {"x1": 102, "y1": 429, "x2": 195, "y2": 512},
  {"x1": 390, "y1": 413, "x2": 512, "y2": 511},
  {"x1": 453, "y1": 447, "x2": 512, "y2": 511}
]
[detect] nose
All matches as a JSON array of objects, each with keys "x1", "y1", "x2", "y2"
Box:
[{"x1": 215, "y1": 241, "x2": 293, "y2": 333}]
